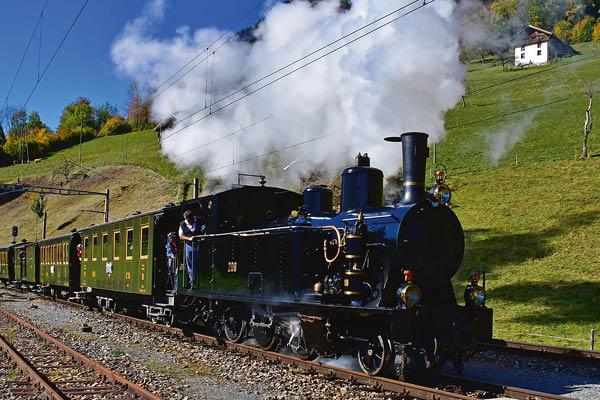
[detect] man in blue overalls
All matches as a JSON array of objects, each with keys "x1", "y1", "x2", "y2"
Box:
[{"x1": 178, "y1": 210, "x2": 205, "y2": 289}]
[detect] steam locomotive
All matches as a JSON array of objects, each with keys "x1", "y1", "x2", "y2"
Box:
[{"x1": 0, "y1": 132, "x2": 492, "y2": 379}]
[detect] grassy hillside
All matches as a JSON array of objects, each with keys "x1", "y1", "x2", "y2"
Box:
[
  {"x1": 0, "y1": 43, "x2": 599, "y2": 348},
  {"x1": 0, "y1": 129, "x2": 202, "y2": 243}
]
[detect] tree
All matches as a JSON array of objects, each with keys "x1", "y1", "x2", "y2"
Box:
[
  {"x1": 29, "y1": 194, "x2": 45, "y2": 219},
  {"x1": 592, "y1": 19, "x2": 600, "y2": 41},
  {"x1": 28, "y1": 111, "x2": 46, "y2": 132},
  {"x1": 126, "y1": 81, "x2": 154, "y2": 131},
  {"x1": 100, "y1": 115, "x2": 131, "y2": 136},
  {"x1": 554, "y1": 20, "x2": 573, "y2": 43},
  {"x1": 0, "y1": 123, "x2": 4, "y2": 145},
  {"x1": 58, "y1": 97, "x2": 95, "y2": 132},
  {"x1": 571, "y1": 15, "x2": 596, "y2": 42},
  {"x1": 578, "y1": 81, "x2": 594, "y2": 159},
  {"x1": 93, "y1": 102, "x2": 118, "y2": 131}
]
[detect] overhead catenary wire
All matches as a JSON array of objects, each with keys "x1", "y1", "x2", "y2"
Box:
[
  {"x1": 21, "y1": 0, "x2": 89, "y2": 110},
  {"x1": 160, "y1": 0, "x2": 432, "y2": 143},
  {"x1": 171, "y1": 115, "x2": 271, "y2": 160},
  {"x1": 149, "y1": 0, "x2": 267, "y2": 101},
  {"x1": 204, "y1": 133, "x2": 336, "y2": 175},
  {"x1": 1, "y1": 0, "x2": 49, "y2": 114}
]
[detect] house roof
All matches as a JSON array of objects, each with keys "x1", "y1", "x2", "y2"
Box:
[{"x1": 514, "y1": 25, "x2": 552, "y2": 47}]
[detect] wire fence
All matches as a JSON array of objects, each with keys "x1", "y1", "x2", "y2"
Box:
[{"x1": 494, "y1": 328, "x2": 596, "y2": 350}]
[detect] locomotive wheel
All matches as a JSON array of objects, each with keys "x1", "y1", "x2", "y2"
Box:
[
  {"x1": 224, "y1": 315, "x2": 247, "y2": 343},
  {"x1": 357, "y1": 334, "x2": 394, "y2": 376},
  {"x1": 289, "y1": 326, "x2": 317, "y2": 361},
  {"x1": 252, "y1": 326, "x2": 279, "y2": 351}
]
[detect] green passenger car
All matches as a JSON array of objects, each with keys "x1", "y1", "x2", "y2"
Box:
[
  {"x1": 38, "y1": 233, "x2": 80, "y2": 290},
  {"x1": 0, "y1": 244, "x2": 15, "y2": 282},
  {"x1": 79, "y1": 211, "x2": 159, "y2": 295},
  {"x1": 13, "y1": 242, "x2": 38, "y2": 284}
]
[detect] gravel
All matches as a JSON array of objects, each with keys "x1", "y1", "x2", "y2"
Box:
[
  {"x1": 2, "y1": 288, "x2": 598, "y2": 399},
  {"x1": 0, "y1": 289, "x2": 402, "y2": 400}
]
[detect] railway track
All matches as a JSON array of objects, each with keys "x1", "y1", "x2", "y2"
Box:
[
  {"x1": 0, "y1": 305, "x2": 161, "y2": 400},
  {"x1": 0, "y1": 289, "x2": 571, "y2": 400},
  {"x1": 481, "y1": 338, "x2": 600, "y2": 364}
]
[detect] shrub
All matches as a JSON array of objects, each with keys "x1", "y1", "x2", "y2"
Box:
[{"x1": 100, "y1": 115, "x2": 131, "y2": 136}]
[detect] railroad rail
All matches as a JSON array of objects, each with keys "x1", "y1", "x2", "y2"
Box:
[
  {"x1": 481, "y1": 338, "x2": 600, "y2": 364},
  {"x1": 0, "y1": 305, "x2": 162, "y2": 400},
  {"x1": 0, "y1": 290, "x2": 570, "y2": 400}
]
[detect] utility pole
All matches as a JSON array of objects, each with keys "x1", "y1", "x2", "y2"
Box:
[
  {"x1": 104, "y1": 189, "x2": 109, "y2": 223},
  {"x1": 79, "y1": 114, "x2": 83, "y2": 164},
  {"x1": 42, "y1": 212, "x2": 47, "y2": 239}
]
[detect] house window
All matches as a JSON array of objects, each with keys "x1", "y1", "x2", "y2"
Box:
[
  {"x1": 140, "y1": 226, "x2": 149, "y2": 259},
  {"x1": 537, "y1": 42, "x2": 541, "y2": 48},
  {"x1": 113, "y1": 231, "x2": 120, "y2": 261},
  {"x1": 102, "y1": 233, "x2": 108, "y2": 261},
  {"x1": 521, "y1": 53, "x2": 525, "y2": 59},
  {"x1": 537, "y1": 50, "x2": 542, "y2": 56},
  {"x1": 92, "y1": 235, "x2": 98, "y2": 261},
  {"x1": 521, "y1": 46, "x2": 525, "y2": 51},
  {"x1": 126, "y1": 228, "x2": 134, "y2": 260},
  {"x1": 83, "y1": 237, "x2": 89, "y2": 261}
]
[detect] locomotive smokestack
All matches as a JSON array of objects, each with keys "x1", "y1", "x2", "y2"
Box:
[{"x1": 385, "y1": 132, "x2": 429, "y2": 204}]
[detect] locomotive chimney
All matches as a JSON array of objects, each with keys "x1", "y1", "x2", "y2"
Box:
[{"x1": 385, "y1": 132, "x2": 429, "y2": 204}]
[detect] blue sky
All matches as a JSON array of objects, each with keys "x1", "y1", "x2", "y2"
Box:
[{"x1": 0, "y1": 0, "x2": 267, "y2": 130}]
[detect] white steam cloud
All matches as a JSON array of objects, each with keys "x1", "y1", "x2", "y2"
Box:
[
  {"x1": 483, "y1": 113, "x2": 536, "y2": 164},
  {"x1": 111, "y1": 0, "x2": 466, "y2": 187}
]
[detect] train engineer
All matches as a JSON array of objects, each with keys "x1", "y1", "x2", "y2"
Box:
[{"x1": 178, "y1": 209, "x2": 205, "y2": 289}]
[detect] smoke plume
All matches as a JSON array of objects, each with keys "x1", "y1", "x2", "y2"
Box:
[
  {"x1": 111, "y1": 0, "x2": 466, "y2": 187},
  {"x1": 483, "y1": 112, "x2": 537, "y2": 164}
]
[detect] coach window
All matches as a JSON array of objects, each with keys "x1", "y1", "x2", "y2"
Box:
[
  {"x1": 64, "y1": 243, "x2": 68, "y2": 264},
  {"x1": 102, "y1": 233, "x2": 108, "y2": 261},
  {"x1": 113, "y1": 231, "x2": 120, "y2": 261},
  {"x1": 140, "y1": 225, "x2": 149, "y2": 260},
  {"x1": 59, "y1": 244, "x2": 63, "y2": 265},
  {"x1": 83, "y1": 237, "x2": 89, "y2": 262},
  {"x1": 92, "y1": 235, "x2": 98, "y2": 261},
  {"x1": 126, "y1": 228, "x2": 134, "y2": 260}
]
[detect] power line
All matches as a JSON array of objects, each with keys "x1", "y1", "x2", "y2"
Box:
[
  {"x1": 150, "y1": 0, "x2": 267, "y2": 101},
  {"x1": 171, "y1": 115, "x2": 270, "y2": 160},
  {"x1": 160, "y1": 0, "x2": 431, "y2": 142},
  {"x1": 1, "y1": 0, "x2": 49, "y2": 113},
  {"x1": 205, "y1": 133, "x2": 335, "y2": 175},
  {"x1": 465, "y1": 54, "x2": 600, "y2": 97},
  {"x1": 21, "y1": 0, "x2": 89, "y2": 109}
]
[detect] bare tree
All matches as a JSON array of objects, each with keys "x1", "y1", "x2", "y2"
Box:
[{"x1": 580, "y1": 81, "x2": 594, "y2": 159}]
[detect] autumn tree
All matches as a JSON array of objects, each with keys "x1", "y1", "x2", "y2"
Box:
[
  {"x1": 126, "y1": 81, "x2": 154, "y2": 131},
  {"x1": 571, "y1": 15, "x2": 596, "y2": 42},
  {"x1": 93, "y1": 102, "x2": 118, "y2": 131},
  {"x1": 554, "y1": 20, "x2": 573, "y2": 43},
  {"x1": 592, "y1": 19, "x2": 600, "y2": 41}
]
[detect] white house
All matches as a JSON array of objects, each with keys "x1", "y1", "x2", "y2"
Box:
[{"x1": 513, "y1": 25, "x2": 577, "y2": 67}]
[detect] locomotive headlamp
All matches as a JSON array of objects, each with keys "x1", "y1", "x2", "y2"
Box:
[
  {"x1": 470, "y1": 286, "x2": 486, "y2": 307},
  {"x1": 397, "y1": 284, "x2": 421, "y2": 308},
  {"x1": 432, "y1": 184, "x2": 451, "y2": 204}
]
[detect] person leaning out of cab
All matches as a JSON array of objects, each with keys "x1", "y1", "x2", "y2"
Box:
[{"x1": 178, "y1": 209, "x2": 205, "y2": 289}]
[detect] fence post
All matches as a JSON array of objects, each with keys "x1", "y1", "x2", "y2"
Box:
[{"x1": 591, "y1": 329, "x2": 595, "y2": 350}]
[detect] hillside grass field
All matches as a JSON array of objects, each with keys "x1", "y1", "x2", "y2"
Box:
[{"x1": 1, "y1": 43, "x2": 599, "y2": 348}]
